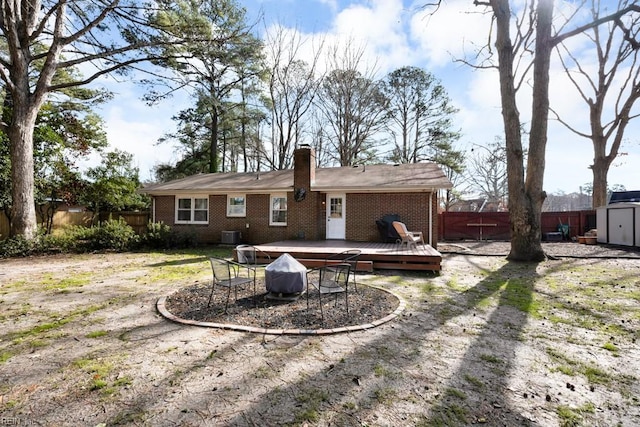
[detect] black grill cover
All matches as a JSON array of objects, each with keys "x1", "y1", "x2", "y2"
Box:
[{"x1": 376, "y1": 214, "x2": 402, "y2": 243}]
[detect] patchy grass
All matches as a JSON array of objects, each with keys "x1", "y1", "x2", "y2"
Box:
[
  {"x1": 39, "y1": 272, "x2": 93, "y2": 291},
  {"x1": 0, "y1": 351, "x2": 12, "y2": 364},
  {"x1": 445, "y1": 387, "x2": 466, "y2": 400},
  {"x1": 479, "y1": 353, "x2": 502, "y2": 364},
  {"x1": 602, "y1": 341, "x2": 619, "y2": 354},
  {"x1": 86, "y1": 330, "x2": 109, "y2": 339},
  {"x1": 464, "y1": 374, "x2": 484, "y2": 389},
  {"x1": 372, "y1": 386, "x2": 397, "y2": 404},
  {"x1": 0, "y1": 248, "x2": 638, "y2": 426},
  {"x1": 293, "y1": 388, "x2": 329, "y2": 424},
  {"x1": 421, "y1": 403, "x2": 468, "y2": 426},
  {"x1": 74, "y1": 356, "x2": 115, "y2": 390},
  {"x1": 557, "y1": 402, "x2": 596, "y2": 427},
  {"x1": 546, "y1": 347, "x2": 613, "y2": 385},
  {"x1": 0, "y1": 297, "x2": 129, "y2": 364}
]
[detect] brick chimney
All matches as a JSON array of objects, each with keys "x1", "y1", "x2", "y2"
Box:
[
  {"x1": 291, "y1": 145, "x2": 318, "y2": 240},
  {"x1": 294, "y1": 144, "x2": 315, "y2": 190}
]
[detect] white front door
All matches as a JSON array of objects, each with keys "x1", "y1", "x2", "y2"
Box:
[{"x1": 326, "y1": 194, "x2": 346, "y2": 239}]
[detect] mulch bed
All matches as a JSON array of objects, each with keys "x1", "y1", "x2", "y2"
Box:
[{"x1": 163, "y1": 276, "x2": 399, "y2": 330}]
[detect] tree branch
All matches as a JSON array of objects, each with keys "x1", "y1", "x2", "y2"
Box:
[{"x1": 552, "y1": 4, "x2": 640, "y2": 47}]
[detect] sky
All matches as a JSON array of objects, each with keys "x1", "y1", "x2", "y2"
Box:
[{"x1": 91, "y1": 0, "x2": 640, "y2": 196}]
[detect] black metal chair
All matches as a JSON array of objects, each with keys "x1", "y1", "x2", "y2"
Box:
[
  {"x1": 327, "y1": 249, "x2": 361, "y2": 292},
  {"x1": 306, "y1": 263, "x2": 351, "y2": 324},
  {"x1": 207, "y1": 257, "x2": 255, "y2": 312},
  {"x1": 236, "y1": 244, "x2": 271, "y2": 267}
]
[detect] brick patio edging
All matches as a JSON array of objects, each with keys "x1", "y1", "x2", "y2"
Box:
[{"x1": 156, "y1": 285, "x2": 406, "y2": 335}]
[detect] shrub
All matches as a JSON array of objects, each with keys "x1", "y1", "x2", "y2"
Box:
[
  {"x1": 41, "y1": 226, "x2": 95, "y2": 253},
  {"x1": 93, "y1": 218, "x2": 139, "y2": 251},
  {"x1": 0, "y1": 219, "x2": 140, "y2": 257},
  {"x1": 0, "y1": 235, "x2": 35, "y2": 258},
  {"x1": 141, "y1": 221, "x2": 198, "y2": 249},
  {"x1": 169, "y1": 228, "x2": 198, "y2": 249},
  {"x1": 142, "y1": 221, "x2": 173, "y2": 249}
]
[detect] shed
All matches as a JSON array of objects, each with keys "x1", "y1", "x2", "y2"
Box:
[{"x1": 596, "y1": 202, "x2": 640, "y2": 247}]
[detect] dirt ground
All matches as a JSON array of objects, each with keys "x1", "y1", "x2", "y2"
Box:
[{"x1": 0, "y1": 242, "x2": 639, "y2": 426}]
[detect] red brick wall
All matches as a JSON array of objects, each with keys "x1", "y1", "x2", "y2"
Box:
[
  {"x1": 154, "y1": 194, "x2": 295, "y2": 244},
  {"x1": 245, "y1": 194, "x2": 290, "y2": 243},
  {"x1": 345, "y1": 192, "x2": 438, "y2": 247},
  {"x1": 153, "y1": 191, "x2": 439, "y2": 247}
]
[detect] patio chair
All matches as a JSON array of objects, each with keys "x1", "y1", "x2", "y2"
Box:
[
  {"x1": 326, "y1": 249, "x2": 361, "y2": 292},
  {"x1": 392, "y1": 221, "x2": 425, "y2": 249},
  {"x1": 236, "y1": 244, "x2": 271, "y2": 267},
  {"x1": 306, "y1": 263, "x2": 351, "y2": 325},
  {"x1": 207, "y1": 257, "x2": 256, "y2": 312}
]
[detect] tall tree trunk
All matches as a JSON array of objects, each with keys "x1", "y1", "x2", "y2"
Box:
[
  {"x1": 591, "y1": 152, "x2": 610, "y2": 208},
  {"x1": 209, "y1": 108, "x2": 219, "y2": 173},
  {"x1": 9, "y1": 101, "x2": 39, "y2": 239},
  {"x1": 511, "y1": 0, "x2": 553, "y2": 261},
  {"x1": 493, "y1": 0, "x2": 552, "y2": 261},
  {"x1": 240, "y1": 85, "x2": 248, "y2": 172},
  {"x1": 5, "y1": 4, "x2": 58, "y2": 240}
]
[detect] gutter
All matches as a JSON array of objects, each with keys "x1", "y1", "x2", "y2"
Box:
[{"x1": 429, "y1": 192, "x2": 433, "y2": 246}]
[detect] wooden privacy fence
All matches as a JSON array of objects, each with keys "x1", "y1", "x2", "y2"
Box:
[
  {"x1": 439, "y1": 210, "x2": 596, "y2": 241},
  {"x1": 0, "y1": 210, "x2": 150, "y2": 239},
  {"x1": 3, "y1": 208, "x2": 597, "y2": 242},
  {"x1": 0, "y1": 214, "x2": 8, "y2": 239}
]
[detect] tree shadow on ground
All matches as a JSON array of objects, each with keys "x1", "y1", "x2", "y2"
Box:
[
  {"x1": 424, "y1": 260, "x2": 539, "y2": 425},
  {"x1": 146, "y1": 256, "x2": 209, "y2": 267},
  {"x1": 128, "y1": 257, "x2": 545, "y2": 426}
]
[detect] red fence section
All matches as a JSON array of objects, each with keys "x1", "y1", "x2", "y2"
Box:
[
  {"x1": 439, "y1": 212, "x2": 510, "y2": 241},
  {"x1": 439, "y1": 210, "x2": 596, "y2": 241}
]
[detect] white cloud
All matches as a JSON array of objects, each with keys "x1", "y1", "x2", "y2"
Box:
[
  {"x1": 446, "y1": 67, "x2": 503, "y2": 146},
  {"x1": 84, "y1": 78, "x2": 190, "y2": 181},
  {"x1": 410, "y1": 0, "x2": 493, "y2": 69},
  {"x1": 101, "y1": 105, "x2": 178, "y2": 180},
  {"x1": 316, "y1": 0, "x2": 338, "y2": 12},
  {"x1": 90, "y1": 0, "x2": 640, "y2": 193}
]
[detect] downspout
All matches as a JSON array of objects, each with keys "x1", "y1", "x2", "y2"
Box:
[
  {"x1": 429, "y1": 191, "x2": 433, "y2": 246},
  {"x1": 152, "y1": 197, "x2": 156, "y2": 223}
]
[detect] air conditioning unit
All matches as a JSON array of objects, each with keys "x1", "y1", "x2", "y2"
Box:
[{"x1": 221, "y1": 230, "x2": 240, "y2": 245}]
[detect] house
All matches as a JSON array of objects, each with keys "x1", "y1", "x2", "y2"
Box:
[{"x1": 141, "y1": 146, "x2": 452, "y2": 248}]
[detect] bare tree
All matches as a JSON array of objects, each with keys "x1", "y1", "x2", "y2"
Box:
[
  {"x1": 0, "y1": 0, "x2": 190, "y2": 239},
  {"x1": 315, "y1": 42, "x2": 388, "y2": 166},
  {"x1": 263, "y1": 24, "x2": 325, "y2": 170},
  {"x1": 466, "y1": 139, "x2": 508, "y2": 207},
  {"x1": 440, "y1": 152, "x2": 468, "y2": 211},
  {"x1": 553, "y1": 0, "x2": 640, "y2": 208},
  {"x1": 468, "y1": 0, "x2": 640, "y2": 260}
]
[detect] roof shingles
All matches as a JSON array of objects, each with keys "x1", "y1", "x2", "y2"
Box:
[{"x1": 142, "y1": 162, "x2": 452, "y2": 195}]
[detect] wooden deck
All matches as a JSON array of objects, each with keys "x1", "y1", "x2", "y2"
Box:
[{"x1": 248, "y1": 240, "x2": 442, "y2": 272}]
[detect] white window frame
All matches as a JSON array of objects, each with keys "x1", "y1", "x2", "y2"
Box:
[
  {"x1": 175, "y1": 196, "x2": 209, "y2": 224},
  {"x1": 226, "y1": 194, "x2": 246, "y2": 217},
  {"x1": 269, "y1": 193, "x2": 287, "y2": 226}
]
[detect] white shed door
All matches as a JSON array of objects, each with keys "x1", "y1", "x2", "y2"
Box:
[{"x1": 609, "y1": 208, "x2": 634, "y2": 246}]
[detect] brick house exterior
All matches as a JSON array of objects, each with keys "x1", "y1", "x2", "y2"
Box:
[{"x1": 142, "y1": 146, "x2": 451, "y2": 248}]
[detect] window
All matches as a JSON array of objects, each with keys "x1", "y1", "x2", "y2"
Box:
[
  {"x1": 329, "y1": 197, "x2": 343, "y2": 218},
  {"x1": 270, "y1": 194, "x2": 287, "y2": 226},
  {"x1": 175, "y1": 196, "x2": 208, "y2": 224},
  {"x1": 227, "y1": 194, "x2": 246, "y2": 217}
]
